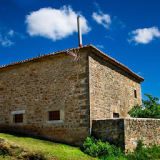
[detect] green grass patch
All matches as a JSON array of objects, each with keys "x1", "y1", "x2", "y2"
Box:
[
  {"x1": 1, "y1": 133, "x2": 160, "y2": 160},
  {"x1": 0, "y1": 133, "x2": 97, "y2": 160}
]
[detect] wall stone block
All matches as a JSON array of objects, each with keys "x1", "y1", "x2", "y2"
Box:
[{"x1": 92, "y1": 118, "x2": 160, "y2": 151}]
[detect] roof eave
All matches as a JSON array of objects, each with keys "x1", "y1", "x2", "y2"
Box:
[
  {"x1": 0, "y1": 44, "x2": 144, "y2": 82},
  {"x1": 87, "y1": 44, "x2": 144, "y2": 82}
]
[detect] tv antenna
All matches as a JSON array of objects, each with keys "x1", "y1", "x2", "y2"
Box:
[{"x1": 66, "y1": 49, "x2": 81, "y2": 61}]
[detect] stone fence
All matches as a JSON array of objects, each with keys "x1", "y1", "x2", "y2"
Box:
[{"x1": 92, "y1": 118, "x2": 160, "y2": 151}]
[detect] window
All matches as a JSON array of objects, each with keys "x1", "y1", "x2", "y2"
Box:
[
  {"x1": 134, "y1": 89, "x2": 137, "y2": 98},
  {"x1": 113, "y1": 113, "x2": 119, "y2": 118},
  {"x1": 14, "y1": 114, "x2": 23, "y2": 123},
  {"x1": 11, "y1": 110, "x2": 25, "y2": 124},
  {"x1": 49, "y1": 111, "x2": 60, "y2": 121}
]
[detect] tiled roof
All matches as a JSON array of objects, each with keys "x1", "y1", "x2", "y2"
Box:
[{"x1": 0, "y1": 44, "x2": 144, "y2": 82}]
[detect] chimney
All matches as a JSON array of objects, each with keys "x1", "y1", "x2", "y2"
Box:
[{"x1": 77, "y1": 17, "x2": 82, "y2": 47}]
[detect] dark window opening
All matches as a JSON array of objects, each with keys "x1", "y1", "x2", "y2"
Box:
[
  {"x1": 14, "y1": 114, "x2": 23, "y2": 123},
  {"x1": 134, "y1": 89, "x2": 137, "y2": 98},
  {"x1": 113, "y1": 113, "x2": 119, "y2": 118},
  {"x1": 49, "y1": 111, "x2": 60, "y2": 121}
]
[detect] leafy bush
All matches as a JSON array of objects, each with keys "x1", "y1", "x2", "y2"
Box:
[
  {"x1": 82, "y1": 137, "x2": 124, "y2": 159},
  {"x1": 135, "y1": 139, "x2": 144, "y2": 152},
  {"x1": 128, "y1": 94, "x2": 160, "y2": 118},
  {"x1": 127, "y1": 140, "x2": 160, "y2": 160},
  {"x1": 83, "y1": 137, "x2": 160, "y2": 160}
]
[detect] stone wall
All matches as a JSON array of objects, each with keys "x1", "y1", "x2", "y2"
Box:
[
  {"x1": 0, "y1": 46, "x2": 144, "y2": 147},
  {"x1": 0, "y1": 51, "x2": 90, "y2": 146},
  {"x1": 92, "y1": 118, "x2": 160, "y2": 151},
  {"x1": 89, "y1": 52, "x2": 142, "y2": 121},
  {"x1": 125, "y1": 118, "x2": 160, "y2": 151},
  {"x1": 92, "y1": 119, "x2": 125, "y2": 149}
]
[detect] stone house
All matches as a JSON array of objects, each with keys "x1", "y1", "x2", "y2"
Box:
[{"x1": 0, "y1": 44, "x2": 150, "y2": 149}]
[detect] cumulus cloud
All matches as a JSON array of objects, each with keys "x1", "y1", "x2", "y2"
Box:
[
  {"x1": 93, "y1": 2, "x2": 111, "y2": 28},
  {"x1": 92, "y1": 3, "x2": 125, "y2": 30},
  {"x1": 92, "y1": 12, "x2": 111, "y2": 29},
  {"x1": 25, "y1": 6, "x2": 91, "y2": 41},
  {"x1": 128, "y1": 27, "x2": 160, "y2": 44}
]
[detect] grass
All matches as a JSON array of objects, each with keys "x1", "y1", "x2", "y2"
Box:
[
  {"x1": 0, "y1": 132, "x2": 97, "y2": 160},
  {"x1": 1, "y1": 133, "x2": 160, "y2": 160}
]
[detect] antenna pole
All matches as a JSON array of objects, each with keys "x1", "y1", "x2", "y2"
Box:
[{"x1": 77, "y1": 17, "x2": 82, "y2": 47}]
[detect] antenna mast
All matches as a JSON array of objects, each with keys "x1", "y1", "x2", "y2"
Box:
[{"x1": 77, "y1": 17, "x2": 82, "y2": 47}]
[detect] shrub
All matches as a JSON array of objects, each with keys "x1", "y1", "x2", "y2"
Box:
[
  {"x1": 128, "y1": 94, "x2": 160, "y2": 118},
  {"x1": 127, "y1": 140, "x2": 160, "y2": 160},
  {"x1": 82, "y1": 137, "x2": 124, "y2": 159},
  {"x1": 83, "y1": 138, "x2": 160, "y2": 160},
  {"x1": 135, "y1": 139, "x2": 144, "y2": 152}
]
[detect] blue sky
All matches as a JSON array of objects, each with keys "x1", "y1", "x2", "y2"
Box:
[{"x1": 0, "y1": 0, "x2": 160, "y2": 101}]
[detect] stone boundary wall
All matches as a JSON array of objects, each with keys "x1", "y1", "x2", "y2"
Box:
[
  {"x1": 92, "y1": 118, "x2": 160, "y2": 151},
  {"x1": 125, "y1": 118, "x2": 160, "y2": 151},
  {"x1": 92, "y1": 119, "x2": 125, "y2": 149}
]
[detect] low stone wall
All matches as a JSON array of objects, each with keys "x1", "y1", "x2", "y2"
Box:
[
  {"x1": 91, "y1": 119, "x2": 125, "y2": 149},
  {"x1": 125, "y1": 118, "x2": 160, "y2": 151},
  {"x1": 92, "y1": 118, "x2": 160, "y2": 151}
]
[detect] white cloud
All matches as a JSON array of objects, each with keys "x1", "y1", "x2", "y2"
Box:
[
  {"x1": 128, "y1": 27, "x2": 160, "y2": 44},
  {"x1": 92, "y1": 12, "x2": 111, "y2": 28},
  {"x1": 25, "y1": 6, "x2": 91, "y2": 41},
  {"x1": 1, "y1": 38, "x2": 14, "y2": 47},
  {"x1": 7, "y1": 30, "x2": 14, "y2": 37},
  {"x1": 96, "y1": 45, "x2": 104, "y2": 49},
  {"x1": 92, "y1": 2, "x2": 125, "y2": 30},
  {"x1": 0, "y1": 34, "x2": 14, "y2": 47},
  {"x1": 0, "y1": 27, "x2": 24, "y2": 47}
]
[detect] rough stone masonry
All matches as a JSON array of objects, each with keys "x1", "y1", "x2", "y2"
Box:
[
  {"x1": 1, "y1": 44, "x2": 156, "y2": 151},
  {"x1": 92, "y1": 118, "x2": 160, "y2": 151}
]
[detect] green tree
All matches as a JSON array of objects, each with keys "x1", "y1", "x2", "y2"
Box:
[{"x1": 128, "y1": 94, "x2": 160, "y2": 118}]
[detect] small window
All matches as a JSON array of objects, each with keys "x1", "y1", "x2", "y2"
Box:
[
  {"x1": 49, "y1": 111, "x2": 60, "y2": 121},
  {"x1": 113, "y1": 113, "x2": 119, "y2": 118},
  {"x1": 134, "y1": 89, "x2": 137, "y2": 98},
  {"x1": 14, "y1": 114, "x2": 23, "y2": 123}
]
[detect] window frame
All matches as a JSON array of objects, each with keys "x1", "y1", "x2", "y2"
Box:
[
  {"x1": 46, "y1": 109, "x2": 64, "y2": 123},
  {"x1": 134, "y1": 89, "x2": 137, "y2": 99},
  {"x1": 11, "y1": 110, "x2": 25, "y2": 124}
]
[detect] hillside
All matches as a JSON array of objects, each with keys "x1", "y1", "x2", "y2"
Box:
[{"x1": 0, "y1": 133, "x2": 97, "y2": 160}]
